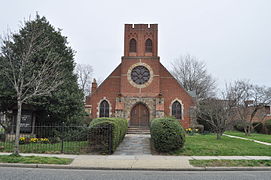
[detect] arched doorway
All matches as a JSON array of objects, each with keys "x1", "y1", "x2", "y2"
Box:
[{"x1": 130, "y1": 103, "x2": 149, "y2": 127}]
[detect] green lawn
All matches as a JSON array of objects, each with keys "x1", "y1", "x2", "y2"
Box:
[
  {"x1": 190, "y1": 159, "x2": 271, "y2": 167},
  {"x1": 0, "y1": 154, "x2": 73, "y2": 164},
  {"x1": 225, "y1": 131, "x2": 271, "y2": 143},
  {"x1": 0, "y1": 141, "x2": 88, "y2": 154},
  {"x1": 170, "y1": 134, "x2": 271, "y2": 156}
]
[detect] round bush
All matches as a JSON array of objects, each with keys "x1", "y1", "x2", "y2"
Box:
[
  {"x1": 150, "y1": 117, "x2": 185, "y2": 153},
  {"x1": 192, "y1": 124, "x2": 204, "y2": 133},
  {"x1": 233, "y1": 121, "x2": 250, "y2": 132},
  {"x1": 234, "y1": 123, "x2": 244, "y2": 132}
]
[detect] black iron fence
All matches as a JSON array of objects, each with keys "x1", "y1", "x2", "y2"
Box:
[{"x1": 0, "y1": 123, "x2": 113, "y2": 154}]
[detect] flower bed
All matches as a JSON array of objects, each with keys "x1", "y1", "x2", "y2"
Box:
[
  {"x1": 19, "y1": 137, "x2": 50, "y2": 144},
  {"x1": 185, "y1": 128, "x2": 199, "y2": 135}
]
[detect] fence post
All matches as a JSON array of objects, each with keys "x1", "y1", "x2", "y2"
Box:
[
  {"x1": 108, "y1": 125, "x2": 113, "y2": 154},
  {"x1": 61, "y1": 122, "x2": 64, "y2": 153}
]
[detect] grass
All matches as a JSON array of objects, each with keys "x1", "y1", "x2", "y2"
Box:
[
  {"x1": 190, "y1": 159, "x2": 271, "y2": 167},
  {"x1": 0, "y1": 154, "x2": 73, "y2": 164},
  {"x1": 0, "y1": 141, "x2": 88, "y2": 154},
  {"x1": 225, "y1": 131, "x2": 271, "y2": 143},
  {"x1": 168, "y1": 133, "x2": 271, "y2": 156}
]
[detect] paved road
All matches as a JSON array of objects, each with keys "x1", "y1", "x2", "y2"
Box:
[{"x1": 0, "y1": 167, "x2": 270, "y2": 180}]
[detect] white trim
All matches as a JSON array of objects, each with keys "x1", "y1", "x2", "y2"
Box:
[
  {"x1": 96, "y1": 97, "x2": 112, "y2": 117},
  {"x1": 169, "y1": 98, "x2": 184, "y2": 120}
]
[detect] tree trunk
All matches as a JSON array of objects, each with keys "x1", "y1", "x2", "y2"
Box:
[
  {"x1": 216, "y1": 132, "x2": 222, "y2": 140},
  {"x1": 247, "y1": 125, "x2": 252, "y2": 136},
  {"x1": 31, "y1": 113, "x2": 36, "y2": 135},
  {"x1": 244, "y1": 126, "x2": 248, "y2": 136},
  {"x1": 14, "y1": 100, "x2": 22, "y2": 155}
]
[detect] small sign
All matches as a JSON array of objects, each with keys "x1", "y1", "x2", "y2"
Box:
[{"x1": 20, "y1": 114, "x2": 32, "y2": 133}]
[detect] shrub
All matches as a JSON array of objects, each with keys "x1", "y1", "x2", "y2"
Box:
[
  {"x1": 48, "y1": 136, "x2": 61, "y2": 144},
  {"x1": 53, "y1": 127, "x2": 89, "y2": 141},
  {"x1": 233, "y1": 121, "x2": 250, "y2": 132},
  {"x1": 265, "y1": 119, "x2": 271, "y2": 134},
  {"x1": 188, "y1": 124, "x2": 204, "y2": 134},
  {"x1": 150, "y1": 117, "x2": 185, "y2": 153},
  {"x1": 0, "y1": 134, "x2": 5, "y2": 141},
  {"x1": 234, "y1": 123, "x2": 244, "y2": 132},
  {"x1": 197, "y1": 117, "x2": 213, "y2": 132},
  {"x1": 89, "y1": 118, "x2": 128, "y2": 154},
  {"x1": 252, "y1": 122, "x2": 263, "y2": 133}
]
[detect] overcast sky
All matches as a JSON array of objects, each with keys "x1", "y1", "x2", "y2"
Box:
[{"x1": 1, "y1": 0, "x2": 271, "y2": 89}]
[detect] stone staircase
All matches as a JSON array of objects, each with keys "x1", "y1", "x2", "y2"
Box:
[{"x1": 127, "y1": 126, "x2": 150, "y2": 134}]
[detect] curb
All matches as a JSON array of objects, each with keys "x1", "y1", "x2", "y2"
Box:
[
  {"x1": 205, "y1": 167, "x2": 271, "y2": 171},
  {"x1": 1, "y1": 163, "x2": 271, "y2": 171}
]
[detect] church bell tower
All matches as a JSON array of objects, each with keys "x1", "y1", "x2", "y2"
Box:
[{"x1": 120, "y1": 24, "x2": 160, "y2": 97}]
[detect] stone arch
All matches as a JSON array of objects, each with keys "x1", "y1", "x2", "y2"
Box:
[
  {"x1": 121, "y1": 97, "x2": 156, "y2": 124},
  {"x1": 130, "y1": 102, "x2": 150, "y2": 127},
  {"x1": 97, "y1": 97, "x2": 112, "y2": 117},
  {"x1": 131, "y1": 101, "x2": 150, "y2": 114}
]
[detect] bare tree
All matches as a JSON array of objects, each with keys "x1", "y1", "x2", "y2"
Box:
[
  {"x1": 196, "y1": 97, "x2": 235, "y2": 139},
  {"x1": 75, "y1": 64, "x2": 93, "y2": 96},
  {"x1": 0, "y1": 22, "x2": 65, "y2": 155},
  {"x1": 171, "y1": 54, "x2": 216, "y2": 99},
  {"x1": 226, "y1": 80, "x2": 271, "y2": 135}
]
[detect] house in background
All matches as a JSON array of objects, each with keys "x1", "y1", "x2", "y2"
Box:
[
  {"x1": 85, "y1": 24, "x2": 195, "y2": 128},
  {"x1": 244, "y1": 102, "x2": 271, "y2": 122}
]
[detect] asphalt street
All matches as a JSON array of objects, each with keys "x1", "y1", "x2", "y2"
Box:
[{"x1": 0, "y1": 167, "x2": 270, "y2": 180}]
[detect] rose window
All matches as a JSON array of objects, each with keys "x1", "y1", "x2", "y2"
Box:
[{"x1": 131, "y1": 66, "x2": 150, "y2": 85}]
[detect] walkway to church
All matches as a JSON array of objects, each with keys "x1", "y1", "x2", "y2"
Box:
[{"x1": 113, "y1": 134, "x2": 151, "y2": 155}]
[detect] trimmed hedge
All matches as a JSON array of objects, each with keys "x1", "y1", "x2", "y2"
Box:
[
  {"x1": 89, "y1": 118, "x2": 128, "y2": 154},
  {"x1": 150, "y1": 117, "x2": 185, "y2": 153}
]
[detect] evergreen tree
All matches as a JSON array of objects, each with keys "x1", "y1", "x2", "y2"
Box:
[
  {"x1": 26, "y1": 15, "x2": 85, "y2": 125},
  {"x1": 0, "y1": 15, "x2": 85, "y2": 154}
]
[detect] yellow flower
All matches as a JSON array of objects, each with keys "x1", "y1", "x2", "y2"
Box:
[
  {"x1": 30, "y1": 138, "x2": 38, "y2": 143},
  {"x1": 19, "y1": 137, "x2": 26, "y2": 141}
]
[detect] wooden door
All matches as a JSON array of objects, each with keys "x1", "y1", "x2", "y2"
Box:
[{"x1": 130, "y1": 103, "x2": 149, "y2": 127}]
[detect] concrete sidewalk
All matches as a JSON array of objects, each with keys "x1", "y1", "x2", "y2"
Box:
[
  {"x1": 0, "y1": 153, "x2": 271, "y2": 171},
  {"x1": 223, "y1": 134, "x2": 271, "y2": 146}
]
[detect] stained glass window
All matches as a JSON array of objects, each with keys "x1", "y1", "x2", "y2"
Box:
[
  {"x1": 99, "y1": 100, "x2": 109, "y2": 117},
  {"x1": 131, "y1": 66, "x2": 150, "y2": 85},
  {"x1": 172, "y1": 101, "x2": 182, "y2": 119}
]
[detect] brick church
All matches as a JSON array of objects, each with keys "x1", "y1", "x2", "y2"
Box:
[{"x1": 85, "y1": 24, "x2": 195, "y2": 128}]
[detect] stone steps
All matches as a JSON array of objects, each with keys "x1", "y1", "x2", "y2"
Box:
[{"x1": 127, "y1": 127, "x2": 150, "y2": 134}]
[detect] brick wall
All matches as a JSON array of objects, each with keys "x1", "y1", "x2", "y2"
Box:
[{"x1": 85, "y1": 24, "x2": 195, "y2": 128}]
